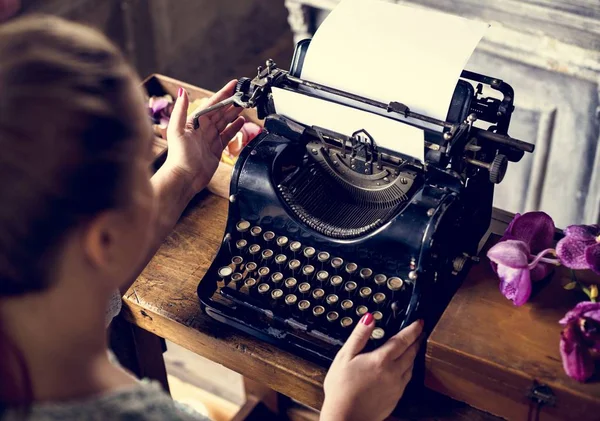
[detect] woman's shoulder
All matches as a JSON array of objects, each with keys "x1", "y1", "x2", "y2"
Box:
[{"x1": 2, "y1": 381, "x2": 211, "y2": 421}]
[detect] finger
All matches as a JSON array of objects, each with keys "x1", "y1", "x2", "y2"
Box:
[
  {"x1": 203, "y1": 79, "x2": 238, "y2": 108},
  {"x1": 399, "y1": 362, "x2": 414, "y2": 387},
  {"x1": 215, "y1": 104, "x2": 244, "y2": 133},
  {"x1": 390, "y1": 338, "x2": 420, "y2": 376},
  {"x1": 338, "y1": 313, "x2": 376, "y2": 359},
  {"x1": 167, "y1": 87, "x2": 189, "y2": 139},
  {"x1": 377, "y1": 320, "x2": 423, "y2": 360},
  {"x1": 220, "y1": 117, "x2": 246, "y2": 146}
]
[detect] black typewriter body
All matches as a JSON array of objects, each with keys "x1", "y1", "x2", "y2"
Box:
[{"x1": 197, "y1": 40, "x2": 534, "y2": 365}]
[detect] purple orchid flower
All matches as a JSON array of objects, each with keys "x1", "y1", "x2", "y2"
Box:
[
  {"x1": 148, "y1": 95, "x2": 174, "y2": 126},
  {"x1": 559, "y1": 301, "x2": 600, "y2": 382},
  {"x1": 487, "y1": 212, "x2": 558, "y2": 306},
  {"x1": 556, "y1": 225, "x2": 600, "y2": 275}
]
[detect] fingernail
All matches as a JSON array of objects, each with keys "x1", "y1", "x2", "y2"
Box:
[
  {"x1": 178, "y1": 87, "x2": 184, "y2": 97},
  {"x1": 361, "y1": 313, "x2": 374, "y2": 326}
]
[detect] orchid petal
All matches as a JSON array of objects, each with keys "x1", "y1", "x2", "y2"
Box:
[
  {"x1": 506, "y1": 212, "x2": 555, "y2": 253},
  {"x1": 563, "y1": 225, "x2": 600, "y2": 241},
  {"x1": 487, "y1": 240, "x2": 530, "y2": 269},
  {"x1": 557, "y1": 236, "x2": 593, "y2": 270},
  {"x1": 585, "y1": 243, "x2": 600, "y2": 275},
  {"x1": 498, "y1": 265, "x2": 531, "y2": 306},
  {"x1": 529, "y1": 262, "x2": 555, "y2": 282},
  {"x1": 503, "y1": 213, "x2": 521, "y2": 237},
  {"x1": 559, "y1": 302, "x2": 600, "y2": 325},
  {"x1": 560, "y1": 324, "x2": 595, "y2": 382}
]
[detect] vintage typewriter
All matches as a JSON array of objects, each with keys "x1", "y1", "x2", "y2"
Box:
[{"x1": 197, "y1": 40, "x2": 534, "y2": 364}]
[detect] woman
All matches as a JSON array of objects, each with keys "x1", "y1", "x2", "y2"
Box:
[{"x1": 0, "y1": 15, "x2": 422, "y2": 421}]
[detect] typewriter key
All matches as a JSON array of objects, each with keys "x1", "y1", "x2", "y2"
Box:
[
  {"x1": 231, "y1": 256, "x2": 244, "y2": 271},
  {"x1": 372, "y1": 311, "x2": 383, "y2": 323},
  {"x1": 276, "y1": 235, "x2": 289, "y2": 248},
  {"x1": 312, "y1": 288, "x2": 325, "y2": 302},
  {"x1": 261, "y1": 249, "x2": 274, "y2": 262},
  {"x1": 373, "y1": 274, "x2": 387, "y2": 289},
  {"x1": 387, "y1": 277, "x2": 403, "y2": 292},
  {"x1": 288, "y1": 259, "x2": 301, "y2": 273},
  {"x1": 340, "y1": 299, "x2": 354, "y2": 312},
  {"x1": 298, "y1": 299, "x2": 311, "y2": 315},
  {"x1": 258, "y1": 283, "x2": 271, "y2": 297},
  {"x1": 360, "y1": 268, "x2": 373, "y2": 282},
  {"x1": 289, "y1": 241, "x2": 302, "y2": 253},
  {"x1": 313, "y1": 305, "x2": 325, "y2": 319},
  {"x1": 250, "y1": 226, "x2": 262, "y2": 239},
  {"x1": 236, "y1": 220, "x2": 250, "y2": 233},
  {"x1": 345, "y1": 262, "x2": 358, "y2": 276},
  {"x1": 356, "y1": 305, "x2": 369, "y2": 317},
  {"x1": 244, "y1": 277, "x2": 257, "y2": 294},
  {"x1": 245, "y1": 261, "x2": 258, "y2": 274},
  {"x1": 326, "y1": 294, "x2": 339, "y2": 307},
  {"x1": 331, "y1": 257, "x2": 344, "y2": 271},
  {"x1": 370, "y1": 327, "x2": 385, "y2": 342},
  {"x1": 270, "y1": 272, "x2": 284, "y2": 285},
  {"x1": 284, "y1": 277, "x2": 298, "y2": 292},
  {"x1": 248, "y1": 244, "x2": 261, "y2": 260},
  {"x1": 317, "y1": 251, "x2": 330, "y2": 264},
  {"x1": 330, "y1": 275, "x2": 343, "y2": 290},
  {"x1": 359, "y1": 286, "x2": 373, "y2": 300},
  {"x1": 263, "y1": 231, "x2": 276, "y2": 244},
  {"x1": 372, "y1": 292, "x2": 386, "y2": 307},
  {"x1": 285, "y1": 294, "x2": 298, "y2": 309},
  {"x1": 218, "y1": 266, "x2": 233, "y2": 287},
  {"x1": 257, "y1": 266, "x2": 270, "y2": 280},
  {"x1": 316, "y1": 270, "x2": 329, "y2": 284},
  {"x1": 302, "y1": 265, "x2": 315, "y2": 280},
  {"x1": 271, "y1": 289, "x2": 284, "y2": 306},
  {"x1": 344, "y1": 281, "x2": 358, "y2": 296},
  {"x1": 235, "y1": 239, "x2": 248, "y2": 253},
  {"x1": 303, "y1": 247, "x2": 316, "y2": 260},
  {"x1": 298, "y1": 282, "x2": 311, "y2": 296},
  {"x1": 275, "y1": 254, "x2": 287, "y2": 267},
  {"x1": 326, "y1": 311, "x2": 339, "y2": 324},
  {"x1": 340, "y1": 317, "x2": 354, "y2": 330},
  {"x1": 231, "y1": 272, "x2": 243, "y2": 285}
]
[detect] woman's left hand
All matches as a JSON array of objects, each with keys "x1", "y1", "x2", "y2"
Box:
[{"x1": 164, "y1": 80, "x2": 245, "y2": 194}]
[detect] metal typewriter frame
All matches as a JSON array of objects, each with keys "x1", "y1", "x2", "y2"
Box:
[{"x1": 197, "y1": 40, "x2": 534, "y2": 365}]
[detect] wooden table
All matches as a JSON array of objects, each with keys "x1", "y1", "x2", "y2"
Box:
[{"x1": 109, "y1": 173, "x2": 511, "y2": 420}]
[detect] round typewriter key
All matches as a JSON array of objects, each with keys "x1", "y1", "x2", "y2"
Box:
[
  {"x1": 298, "y1": 299, "x2": 311, "y2": 314},
  {"x1": 387, "y1": 276, "x2": 403, "y2": 292},
  {"x1": 340, "y1": 317, "x2": 354, "y2": 329},
  {"x1": 257, "y1": 266, "x2": 270, "y2": 280},
  {"x1": 275, "y1": 254, "x2": 287, "y2": 266},
  {"x1": 372, "y1": 292, "x2": 386, "y2": 306},
  {"x1": 284, "y1": 277, "x2": 297, "y2": 291},
  {"x1": 258, "y1": 283, "x2": 271, "y2": 296},
  {"x1": 370, "y1": 327, "x2": 385, "y2": 341},
  {"x1": 326, "y1": 311, "x2": 339, "y2": 323},
  {"x1": 271, "y1": 272, "x2": 284, "y2": 285},
  {"x1": 244, "y1": 277, "x2": 257, "y2": 292},
  {"x1": 245, "y1": 261, "x2": 258, "y2": 273},
  {"x1": 313, "y1": 305, "x2": 325, "y2": 318},
  {"x1": 263, "y1": 231, "x2": 276, "y2": 243},
  {"x1": 344, "y1": 281, "x2": 358, "y2": 296},
  {"x1": 330, "y1": 275, "x2": 343, "y2": 289},
  {"x1": 372, "y1": 311, "x2": 383, "y2": 323},
  {"x1": 271, "y1": 288, "x2": 284, "y2": 306},
  {"x1": 359, "y1": 286, "x2": 373, "y2": 300},
  {"x1": 374, "y1": 274, "x2": 387, "y2": 289},
  {"x1": 231, "y1": 272, "x2": 243, "y2": 284},
  {"x1": 276, "y1": 236, "x2": 289, "y2": 248},
  {"x1": 218, "y1": 266, "x2": 233, "y2": 279},
  {"x1": 289, "y1": 241, "x2": 302, "y2": 253},
  {"x1": 303, "y1": 247, "x2": 316, "y2": 260},
  {"x1": 316, "y1": 270, "x2": 329, "y2": 284},
  {"x1": 317, "y1": 252, "x2": 330, "y2": 264},
  {"x1": 312, "y1": 288, "x2": 325, "y2": 301},
  {"x1": 341, "y1": 299, "x2": 354, "y2": 312},
  {"x1": 231, "y1": 256, "x2": 244, "y2": 271},
  {"x1": 360, "y1": 268, "x2": 373, "y2": 281},
  {"x1": 235, "y1": 239, "x2": 248, "y2": 253},
  {"x1": 331, "y1": 257, "x2": 344, "y2": 271},
  {"x1": 356, "y1": 305, "x2": 369, "y2": 317},
  {"x1": 236, "y1": 220, "x2": 250, "y2": 233},
  {"x1": 261, "y1": 249, "x2": 274, "y2": 261},
  {"x1": 250, "y1": 226, "x2": 262, "y2": 238},
  {"x1": 285, "y1": 294, "x2": 298, "y2": 308},
  {"x1": 248, "y1": 244, "x2": 261, "y2": 259},
  {"x1": 288, "y1": 259, "x2": 301, "y2": 273},
  {"x1": 345, "y1": 262, "x2": 358, "y2": 276},
  {"x1": 302, "y1": 264, "x2": 315, "y2": 278},
  {"x1": 326, "y1": 294, "x2": 339, "y2": 307},
  {"x1": 298, "y1": 282, "x2": 311, "y2": 295}
]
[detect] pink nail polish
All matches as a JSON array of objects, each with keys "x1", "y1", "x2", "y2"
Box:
[
  {"x1": 178, "y1": 87, "x2": 184, "y2": 97},
  {"x1": 361, "y1": 313, "x2": 374, "y2": 326}
]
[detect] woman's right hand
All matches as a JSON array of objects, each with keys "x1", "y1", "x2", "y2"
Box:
[{"x1": 320, "y1": 314, "x2": 423, "y2": 421}]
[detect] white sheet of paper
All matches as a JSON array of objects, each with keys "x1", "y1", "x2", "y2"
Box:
[
  {"x1": 301, "y1": 0, "x2": 488, "y2": 121},
  {"x1": 272, "y1": 87, "x2": 426, "y2": 161}
]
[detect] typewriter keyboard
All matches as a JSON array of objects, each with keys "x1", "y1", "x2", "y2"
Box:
[{"x1": 212, "y1": 219, "x2": 414, "y2": 346}]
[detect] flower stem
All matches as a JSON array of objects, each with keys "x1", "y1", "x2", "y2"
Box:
[{"x1": 528, "y1": 248, "x2": 561, "y2": 269}]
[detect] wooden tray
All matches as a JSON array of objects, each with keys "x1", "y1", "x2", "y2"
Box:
[{"x1": 425, "y1": 231, "x2": 600, "y2": 421}]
